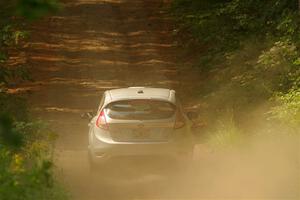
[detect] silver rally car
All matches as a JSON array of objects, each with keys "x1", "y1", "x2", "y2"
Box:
[{"x1": 87, "y1": 87, "x2": 197, "y2": 169}]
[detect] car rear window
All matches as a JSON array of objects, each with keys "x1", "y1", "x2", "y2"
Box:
[{"x1": 105, "y1": 100, "x2": 176, "y2": 120}]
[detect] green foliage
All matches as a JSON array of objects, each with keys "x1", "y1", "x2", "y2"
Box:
[
  {"x1": 0, "y1": 25, "x2": 29, "y2": 46},
  {"x1": 0, "y1": 1, "x2": 67, "y2": 199},
  {"x1": 0, "y1": 24, "x2": 30, "y2": 85},
  {"x1": 257, "y1": 41, "x2": 298, "y2": 68},
  {"x1": 0, "y1": 114, "x2": 24, "y2": 150},
  {"x1": 206, "y1": 112, "x2": 244, "y2": 151},
  {"x1": 0, "y1": 92, "x2": 28, "y2": 120},
  {"x1": 172, "y1": 0, "x2": 300, "y2": 95},
  {"x1": 270, "y1": 89, "x2": 300, "y2": 130},
  {"x1": 0, "y1": 65, "x2": 31, "y2": 86},
  {"x1": 16, "y1": 0, "x2": 61, "y2": 19},
  {"x1": 257, "y1": 40, "x2": 300, "y2": 92},
  {"x1": 0, "y1": 150, "x2": 68, "y2": 200},
  {"x1": 0, "y1": 83, "x2": 65, "y2": 198},
  {"x1": 0, "y1": 0, "x2": 60, "y2": 85},
  {"x1": 171, "y1": 0, "x2": 300, "y2": 77},
  {"x1": 172, "y1": 0, "x2": 300, "y2": 141},
  {"x1": 0, "y1": 113, "x2": 68, "y2": 200},
  {"x1": 172, "y1": 0, "x2": 299, "y2": 53}
]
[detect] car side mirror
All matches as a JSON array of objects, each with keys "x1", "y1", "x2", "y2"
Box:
[
  {"x1": 81, "y1": 112, "x2": 94, "y2": 121},
  {"x1": 186, "y1": 111, "x2": 199, "y2": 120}
]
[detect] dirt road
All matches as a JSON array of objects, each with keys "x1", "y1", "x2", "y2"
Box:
[
  {"x1": 24, "y1": 0, "x2": 199, "y2": 199},
  {"x1": 27, "y1": 0, "x2": 184, "y2": 148}
]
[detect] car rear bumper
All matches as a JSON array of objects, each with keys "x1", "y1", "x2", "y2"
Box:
[{"x1": 88, "y1": 141, "x2": 193, "y2": 165}]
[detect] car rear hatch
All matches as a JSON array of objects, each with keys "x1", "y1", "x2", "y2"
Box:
[
  {"x1": 108, "y1": 120, "x2": 174, "y2": 142},
  {"x1": 104, "y1": 99, "x2": 176, "y2": 142}
]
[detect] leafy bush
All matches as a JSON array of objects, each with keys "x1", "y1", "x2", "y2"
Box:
[
  {"x1": 0, "y1": 24, "x2": 30, "y2": 86},
  {"x1": 270, "y1": 89, "x2": 300, "y2": 131},
  {"x1": 0, "y1": 92, "x2": 68, "y2": 199},
  {"x1": 206, "y1": 112, "x2": 244, "y2": 151},
  {"x1": 0, "y1": 90, "x2": 68, "y2": 200},
  {"x1": 0, "y1": 113, "x2": 68, "y2": 200},
  {"x1": 171, "y1": 0, "x2": 300, "y2": 141},
  {"x1": 257, "y1": 40, "x2": 300, "y2": 92}
]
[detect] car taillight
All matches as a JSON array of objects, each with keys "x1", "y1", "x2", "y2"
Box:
[
  {"x1": 174, "y1": 111, "x2": 185, "y2": 129},
  {"x1": 96, "y1": 110, "x2": 108, "y2": 130}
]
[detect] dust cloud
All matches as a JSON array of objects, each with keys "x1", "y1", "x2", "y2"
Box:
[
  {"x1": 175, "y1": 133, "x2": 300, "y2": 199},
  {"x1": 56, "y1": 126, "x2": 299, "y2": 200}
]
